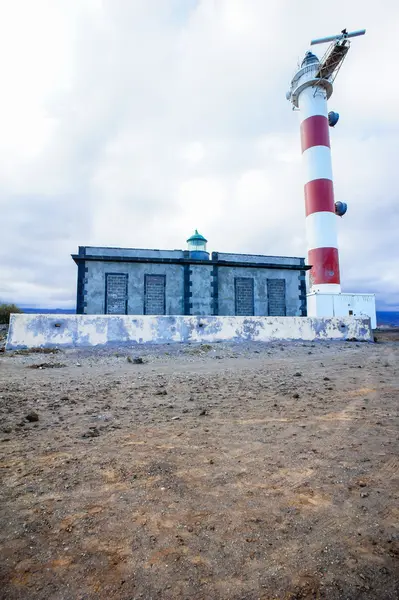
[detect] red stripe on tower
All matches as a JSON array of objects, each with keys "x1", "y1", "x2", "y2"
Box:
[
  {"x1": 308, "y1": 247, "x2": 340, "y2": 285},
  {"x1": 304, "y1": 179, "x2": 335, "y2": 216},
  {"x1": 300, "y1": 115, "x2": 330, "y2": 152}
]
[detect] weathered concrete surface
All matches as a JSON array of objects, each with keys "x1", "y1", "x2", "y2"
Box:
[
  {"x1": 6, "y1": 314, "x2": 373, "y2": 350},
  {"x1": 86, "y1": 261, "x2": 185, "y2": 315}
]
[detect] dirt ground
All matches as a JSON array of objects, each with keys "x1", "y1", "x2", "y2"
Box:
[{"x1": 0, "y1": 333, "x2": 398, "y2": 599}]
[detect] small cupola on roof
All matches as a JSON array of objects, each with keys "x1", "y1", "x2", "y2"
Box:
[{"x1": 186, "y1": 229, "x2": 209, "y2": 260}]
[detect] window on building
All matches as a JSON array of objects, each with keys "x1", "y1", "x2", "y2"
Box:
[
  {"x1": 235, "y1": 277, "x2": 254, "y2": 316},
  {"x1": 105, "y1": 273, "x2": 128, "y2": 314},
  {"x1": 144, "y1": 274, "x2": 166, "y2": 315},
  {"x1": 267, "y1": 279, "x2": 286, "y2": 316}
]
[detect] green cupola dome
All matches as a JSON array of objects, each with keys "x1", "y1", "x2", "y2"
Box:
[
  {"x1": 186, "y1": 229, "x2": 209, "y2": 258},
  {"x1": 186, "y1": 229, "x2": 207, "y2": 244}
]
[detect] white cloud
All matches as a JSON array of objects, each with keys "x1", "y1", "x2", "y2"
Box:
[{"x1": 0, "y1": 0, "x2": 398, "y2": 310}]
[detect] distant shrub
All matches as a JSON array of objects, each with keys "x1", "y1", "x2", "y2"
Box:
[{"x1": 0, "y1": 303, "x2": 23, "y2": 324}]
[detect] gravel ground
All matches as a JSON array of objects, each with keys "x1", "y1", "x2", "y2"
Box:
[{"x1": 0, "y1": 333, "x2": 398, "y2": 599}]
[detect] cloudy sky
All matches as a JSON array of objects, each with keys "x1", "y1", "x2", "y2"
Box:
[{"x1": 0, "y1": 0, "x2": 398, "y2": 310}]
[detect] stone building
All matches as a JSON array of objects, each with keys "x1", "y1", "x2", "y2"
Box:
[{"x1": 72, "y1": 231, "x2": 309, "y2": 316}]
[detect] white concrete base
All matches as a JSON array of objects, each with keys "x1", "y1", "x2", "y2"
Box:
[
  {"x1": 5, "y1": 314, "x2": 373, "y2": 350},
  {"x1": 307, "y1": 292, "x2": 376, "y2": 329}
]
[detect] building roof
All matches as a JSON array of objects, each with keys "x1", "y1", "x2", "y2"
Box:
[
  {"x1": 186, "y1": 229, "x2": 207, "y2": 243},
  {"x1": 71, "y1": 246, "x2": 310, "y2": 270}
]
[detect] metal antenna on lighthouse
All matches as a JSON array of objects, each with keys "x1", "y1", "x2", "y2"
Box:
[
  {"x1": 311, "y1": 28, "x2": 366, "y2": 46},
  {"x1": 311, "y1": 28, "x2": 366, "y2": 82}
]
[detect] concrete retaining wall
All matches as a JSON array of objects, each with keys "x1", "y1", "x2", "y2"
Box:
[{"x1": 5, "y1": 314, "x2": 373, "y2": 350}]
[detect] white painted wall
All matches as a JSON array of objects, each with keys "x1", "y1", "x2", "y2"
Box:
[
  {"x1": 6, "y1": 314, "x2": 373, "y2": 350},
  {"x1": 307, "y1": 293, "x2": 376, "y2": 329}
]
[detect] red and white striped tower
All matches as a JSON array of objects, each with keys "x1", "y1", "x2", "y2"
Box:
[
  {"x1": 288, "y1": 51, "x2": 340, "y2": 293},
  {"x1": 285, "y1": 31, "x2": 377, "y2": 327}
]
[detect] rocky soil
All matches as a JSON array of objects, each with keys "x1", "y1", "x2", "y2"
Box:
[{"x1": 0, "y1": 335, "x2": 398, "y2": 599}]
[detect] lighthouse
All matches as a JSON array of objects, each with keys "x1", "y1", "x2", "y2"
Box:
[
  {"x1": 286, "y1": 29, "x2": 377, "y2": 328},
  {"x1": 287, "y1": 48, "x2": 342, "y2": 292}
]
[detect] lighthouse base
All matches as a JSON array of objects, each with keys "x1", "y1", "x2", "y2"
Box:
[{"x1": 307, "y1": 292, "x2": 376, "y2": 329}]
